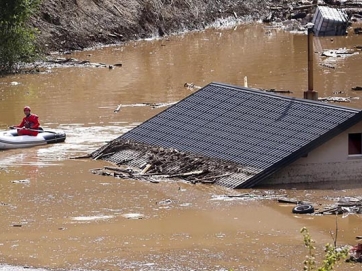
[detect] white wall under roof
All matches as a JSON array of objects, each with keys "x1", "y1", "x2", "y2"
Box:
[{"x1": 264, "y1": 120, "x2": 362, "y2": 186}]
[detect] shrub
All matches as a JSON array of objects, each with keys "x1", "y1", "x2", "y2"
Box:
[{"x1": 301, "y1": 227, "x2": 349, "y2": 271}]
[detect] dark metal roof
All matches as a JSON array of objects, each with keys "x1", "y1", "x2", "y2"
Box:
[{"x1": 116, "y1": 82, "x2": 362, "y2": 188}]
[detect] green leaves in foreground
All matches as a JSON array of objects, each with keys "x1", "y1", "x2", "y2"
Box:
[
  {"x1": 0, "y1": 0, "x2": 42, "y2": 73},
  {"x1": 301, "y1": 227, "x2": 349, "y2": 271}
]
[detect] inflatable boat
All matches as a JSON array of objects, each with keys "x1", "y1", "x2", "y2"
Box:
[{"x1": 0, "y1": 129, "x2": 66, "y2": 150}]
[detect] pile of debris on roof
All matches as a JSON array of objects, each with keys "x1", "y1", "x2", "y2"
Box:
[{"x1": 90, "y1": 138, "x2": 245, "y2": 185}]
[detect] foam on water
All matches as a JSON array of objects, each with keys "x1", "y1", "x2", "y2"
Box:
[{"x1": 0, "y1": 124, "x2": 137, "y2": 168}]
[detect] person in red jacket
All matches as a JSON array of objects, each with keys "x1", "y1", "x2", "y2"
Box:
[{"x1": 11, "y1": 106, "x2": 40, "y2": 136}]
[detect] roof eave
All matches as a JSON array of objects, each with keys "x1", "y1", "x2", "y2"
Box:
[{"x1": 236, "y1": 111, "x2": 362, "y2": 188}]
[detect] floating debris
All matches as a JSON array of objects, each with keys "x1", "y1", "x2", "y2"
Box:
[
  {"x1": 348, "y1": 243, "x2": 362, "y2": 263},
  {"x1": 184, "y1": 82, "x2": 202, "y2": 90},
  {"x1": 145, "y1": 102, "x2": 178, "y2": 109},
  {"x1": 157, "y1": 199, "x2": 173, "y2": 205},
  {"x1": 352, "y1": 86, "x2": 362, "y2": 91},
  {"x1": 11, "y1": 179, "x2": 30, "y2": 184},
  {"x1": 259, "y1": 88, "x2": 293, "y2": 94},
  {"x1": 292, "y1": 204, "x2": 315, "y2": 214},
  {"x1": 320, "y1": 63, "x2": 336, "y2": 69},
  {"x1": 106, "y1": 102, "x2": 178, "y2": 112},
  {"x1": 71, "y1": 215, "x2": 114, "y2": 221},
  {"x1": 318, "y1": 96, "x2": 352, "y2": 102},
  {"x1": 321, "y1": 48, "x2": 359, "y2": 58},
  {"x1": 121, "y1": 213, "x2": 144, "y2": 219},
  {"x1": 354, "y1": 27, "x2": 362, "y2": 35},
  {"x1": 114, "y1": 104, "x2": 122, "y2": 113}
]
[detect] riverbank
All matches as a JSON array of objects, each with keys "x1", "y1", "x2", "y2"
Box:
[
  {"x1": 30, "y1": 0, "x2": 362, "y2": 54},
  {"x1": 30, "y1": 0, "x2": 313, "y2": 52}
]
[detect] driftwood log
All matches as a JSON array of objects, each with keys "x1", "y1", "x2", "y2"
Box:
[
  {"x1": 193, "y1": 173, "x2": 233, "y2": 184},
  {"x1": 352, "y1": 86, "x2": 362, "y2": 91},
  {"x1": 114, "y1": 104, "x2": 122, "y2": 113},
  {"x1": 259, "y1": 88, "x2": 293, "y2": 94},
  {"x1": 70, "y1": 154, "x2": 92, "y2": 159}
]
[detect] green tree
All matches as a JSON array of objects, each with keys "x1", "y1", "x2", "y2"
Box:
[{"x1": 0, "y1": 0, "x2": 41, "y2": 73}]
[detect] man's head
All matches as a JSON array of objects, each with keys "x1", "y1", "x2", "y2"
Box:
[{"x1": 24, "y1": 106, "x2": 31, "y2": 116}]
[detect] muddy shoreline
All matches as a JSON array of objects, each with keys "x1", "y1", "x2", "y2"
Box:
[
  {"x1": 27, "y1": 0, "x2": 362, "y2": 66},
  {"x1": 31, "y1": 0, "x2": 315, "y2": 52}
]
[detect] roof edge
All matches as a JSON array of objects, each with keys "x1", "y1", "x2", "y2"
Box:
[
  {"x1": 236, "y1": 111, "x2": 362, "y2": 188},
  {"x1": 210, "y1": 82, "x2": 361, "y2": 113}
]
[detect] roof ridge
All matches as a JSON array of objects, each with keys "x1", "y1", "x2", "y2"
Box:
[{"x1": 210, "y1": 82, "x2": 361, "y2": 113}]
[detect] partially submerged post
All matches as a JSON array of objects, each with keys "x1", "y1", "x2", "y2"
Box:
[
  {"x1": 304, "y1": 26, "x2": 318, "y2": 101},
  {"x1": 304, "y1": 6, "x2": 348, "y2": 101}
]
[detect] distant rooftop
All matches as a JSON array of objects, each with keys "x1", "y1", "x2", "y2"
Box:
[{"x1": 96, "y1": 82, "x2": 362, "y2": 188}]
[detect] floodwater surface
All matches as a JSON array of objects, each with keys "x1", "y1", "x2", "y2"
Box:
[{"x1": 1, "y1": 23, "x2": 362, "y2": 270}]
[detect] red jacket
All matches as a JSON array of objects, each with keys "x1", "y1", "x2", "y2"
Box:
[{"x1": 16, "y1": 114, "x2": 40, "y2": 136}]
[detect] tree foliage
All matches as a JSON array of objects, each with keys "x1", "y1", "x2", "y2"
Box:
[
  {"x1": 0, "y1": 0, "x2": 42, "y2": 73},
  {"x1": 301, "y1": 227, "x2": 349, "y2": 271}
]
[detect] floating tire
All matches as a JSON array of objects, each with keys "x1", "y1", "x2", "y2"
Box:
[{"x1": 292, "y1": 204, "x2": 314, "y2": 214}]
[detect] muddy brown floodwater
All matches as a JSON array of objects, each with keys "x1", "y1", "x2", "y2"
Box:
[{"x1": 1, "y1": 23, "x2": 362, "y2": 270}]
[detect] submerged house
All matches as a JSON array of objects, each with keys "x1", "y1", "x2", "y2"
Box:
[
  {"x1": 312, "y1": 6, "x2": 349, "y2": 36},
  {"x1": 93, "y1": 82, "x2": 362, "y2": 189}
]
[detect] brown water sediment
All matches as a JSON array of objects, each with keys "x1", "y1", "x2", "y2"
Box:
[{"x1": 1, "y1": 24, "x2": 362, "y2": 270}]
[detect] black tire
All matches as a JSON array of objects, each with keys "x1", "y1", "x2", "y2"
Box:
[{"x1": 292, "y1": 204, "x2": 314, "y2": 214}]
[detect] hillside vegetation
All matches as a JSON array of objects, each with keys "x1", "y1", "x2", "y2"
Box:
[
  {"x1": 0, "y1": 0, "x2": 41, "y2": 72},
  {"x1": 31, "y1": 0, "x2": 283, "y2": 52}
]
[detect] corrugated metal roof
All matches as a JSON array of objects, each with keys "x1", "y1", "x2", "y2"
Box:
[{"x1": 103, "y1": 82, "x2": 362, "y2": 188}]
